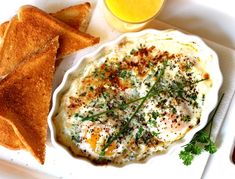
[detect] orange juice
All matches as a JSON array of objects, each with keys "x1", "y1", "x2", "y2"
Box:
[{"x1": 103, "y1": 0, "x2": 164, "y2": 32}]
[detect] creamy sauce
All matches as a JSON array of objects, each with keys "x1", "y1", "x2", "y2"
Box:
[{"x1": 54, "y1": 33, "x2": 212, "y2": 165}]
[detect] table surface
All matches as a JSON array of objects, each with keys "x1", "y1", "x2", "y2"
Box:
[
  {"x1": 0, "y1": 0, "x2": 235, "y2": 178},
  {"x1": 158, "y1": 0, "x2": 235, "y2": 50}
]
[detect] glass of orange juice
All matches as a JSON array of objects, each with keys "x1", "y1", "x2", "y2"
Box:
[{"x1": 103, "y1": 0, "x2": 165, "y2": 32}]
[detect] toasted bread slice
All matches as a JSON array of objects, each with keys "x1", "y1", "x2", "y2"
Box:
[
  {"x1": 0, "y1": 3, "x2": 93, "y2": 150},
  {"x1": 0, "y1": 119, "x2": 24, "y2": 149},
  {"x1": 0, "y1": 2, "x2": 91, "y2": 41},
  {"x1": 51, "y1": 2, "x2": 91, "y2": 32},
  {"x1": 0, "y1": 5, "x2": 99, "y2": 77},
  {"x1": 0, "y1": 36, "x2": 59, "y2": 164},
  {"x1": 0, "y1": 21, "x2": 8, "y2": 43}
]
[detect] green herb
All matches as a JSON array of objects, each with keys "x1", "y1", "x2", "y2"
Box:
[
  {"x1": 100, "y1": 61, "x2": 168, "y2": 157},
  {"x1": 189, "y1": 94, "x2": 197, "y2": 101},
  {"x1": 104, "y1": 64, "x2": 109, "y2": 71},
  {"x1": 172, "y1": 107, "x2": 177, "y2": 114},
  {"x1": 148, "y1": 119, "x2": 157, "y2": 126},
  {"x1": 81, "y1": 75, "x2": 206, "y2": 122},
  {"x1": 151, "y1": 111, "x2": 159, "y2": 119},
  {"x1": 185, "y1": 61, "x2": 193, "y2": 71},
  {"x1": 202, "y1": 94, "x2": 205, "y2": 104},
  {"x1": 80, "y1": 96, "x2": 145, "y2": 122},
  {"x1": 184, "y1": 142, "x2": 202, "y2": 155},
  {"x1": 204, "y1": 141, "x2": 217, "y2": 154},
  {"x1": 106, "y1": 110, "x2": 115, "y2": 117},
  {"x1": 71, "y1": 135, "x2": 80, "y2": 143},
  {"x1": 148, "y1": 61, "x2": 154, "y2": 68},
  {"x1": 179, "y1": 93, "x2": 224, "y2": 166},
  {"x1": 179, "y1": 150, "x2": 194, "y2": 165},
  {"x1": 74, "y1": 113, "x2": 83, "y2": 118},
  {"x1": 88, "y1": 111, "x2": 94, "y2": 115},
  {"x1": 101, "y1": 91, "x2": 109, "y2": 99},
  {"x1": 168, "y1": 78, "x2": 207, "y2": 101},
  {"x1": 164, "y1": 37, "x2": 173, "y2": 40},
  {"x1": 194, "y1": 130, "x2": 209, "y2": 143},
  {"x1": 118, "y1": 102, "x2": 128, "y2": 110},
  {"x1": 192, "y1": 78, "x2": 207, "y2": 84},
  {"x1": 182, "y1": 115, "x2": 191, "y2": 122},
  {"x1": 152, "y1": 131, "x2": 160, "y2": 136},
  {"x1": 119, "y1": 70, "x2": 127, "y2": 78},
  {"x1": 81, "y1": 110, "x2": 108, "y2": 122},
  {"x1": 130, "y1": 49, "x2": 137, "y2": 55},
  {"x1": 92, "y1": 68, "x2": 98, "y2": 77},
  {"x1": 119, "y1": 70, "x2": 131, "y2": 79},
  {"x1": 135, "y1": 127, "x2": 144, "y2": 140},
  {"x1": 100, "y1": 72, "x2": 105, "y2": 79}
]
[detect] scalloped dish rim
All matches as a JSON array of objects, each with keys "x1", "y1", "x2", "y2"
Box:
[{"x1": 48, "y1": 29, "x2": 223, "y2": 165}]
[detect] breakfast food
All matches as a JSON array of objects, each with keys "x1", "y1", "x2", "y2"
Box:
[
  {"x1": 51, "y1": 2, "x2": 91, "y2": 32},
  {"x1": 0, "y1": 3, "x2": 99, "y2": 164},
  {"x1": 0, "y1": 37, "x2": 59, "y2": 164},
  {"x1": 0, "y1": 119, "x2": 24, "y2": 149},
  {"x1": 0, "y1": 21, "x2": 8, "y2": 43},
  {"x1": 53, "y1": 31, "x2": 213, "y2": 165},
  {"x1": 0, "y1": 2, "x2": 91, "y2": 40},
  {"x1": 0, "y1": 5, "x2": 99, "y2": 77},
  {"x1": 0, "y1": 2, "x2": 93, "y2": 150}
]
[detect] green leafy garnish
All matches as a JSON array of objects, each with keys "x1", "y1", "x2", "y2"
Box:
[
  {"x1": 135, "y1": 127, "x2": 144, "y2": 140},
  {"x1": 151, "y1": 111, "x2": 159, "y2": 119},
  {"x1": 152, "y1": 131, "x2": 160, "y2": 136},
  {"x1": 119, "y1": 70, "x2": 127, "y2": 78},
  {"x1": 182, "y1": 115, "x2": 191, "y2": 122},
  {"x1": 71, "y1": 135, "x2": 80, "y2": 143},
  {"x1": 130, "y1": 49, "x2": 137, "y2": 55},
  {"x1": 80, "y1": 76, "x2": 206, "y2": 122},
  {"x1": 204, "y1": 141, "x2": 217, "y2": 154},
  {"x1": 179, "y1": 150, "x2": 194, "y2": 165},
  {"x1": 179, "y1": 93, "x2": 224, "y2": 166}
]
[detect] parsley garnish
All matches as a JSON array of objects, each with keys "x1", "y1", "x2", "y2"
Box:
[
  {"x1": 179, "y1": 93, "x2": 224, "y2": 165},
  {"x1": 119, "y1": 70, "x2": 131, "y2": 79},
  {"x1": 130, "y1": 49, "x2": 137, "y2": 55},
  {"x1": 71, "y1": 135, "x2": 80, "y2": 143},
  {"x1": 80, "y1": 75, "x2": 207, "y2": 122},
  {"x1": 179, "y1": 150, "x2": 194, "y2": 165},
  {"x1": 182, "y1": 115, "x2": 191, "y2": 122},
  {"x1": 152, "y1": 131, "x2": 160, "y2": 136},
  {"x1": 135, "y1": 127, "x2": 144, "y2": 140},
  {"x1": 100, "y1": 72, "x2": 105, "y2": 79},
  {"x1": 152, "y1": 111, "x2": 159, "y2": 119},
  {"x1": 119, "y1": 70, "x2": 127, "y2": 78}
]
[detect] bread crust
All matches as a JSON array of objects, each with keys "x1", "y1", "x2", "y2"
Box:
[
  {"x1": 0, "y1": 5, "x2": 99, "y2": 77},
  {"x1": 0, "y1": 2, "x2": 92, "y2": 40},
  {"x1": 0, "y1": 3, "x2": 94, "y2": 150},
  {"x1": 0, "y1": 37, "x2": 59, "y2": 164}
]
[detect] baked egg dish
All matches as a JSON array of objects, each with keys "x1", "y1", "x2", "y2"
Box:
[{"x1": 53, "y1": 30, "x2": 213, "y2": 165}]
